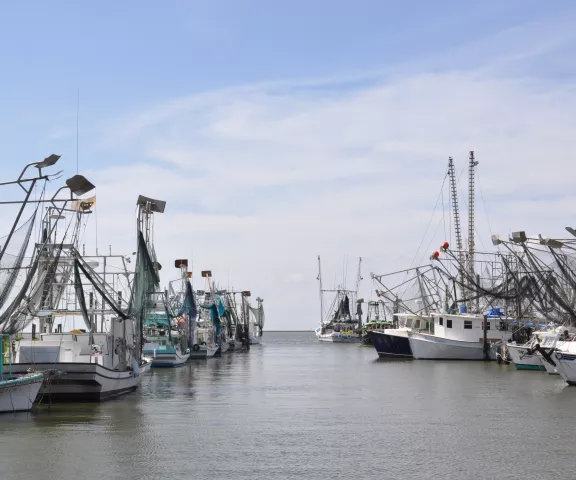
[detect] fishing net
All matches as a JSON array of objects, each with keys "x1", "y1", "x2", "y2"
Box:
[{"x1": 0, "y1": 211, "x2": 36, "y2": 310}]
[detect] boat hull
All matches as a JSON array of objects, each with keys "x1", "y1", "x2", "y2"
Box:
[
  {"x1": 315, "y1": 328, "x2": 361, "y2": 343},
  {"x1": 408, "y1": 333, "x2": 495, "y2": 360},
  {"x1": 216, "y1": 342, "x2": 230, "y2": 355},
  {"x1": 539, "y1": 354, "x2": 559, "y2": 375},
  {"x1": 0, "y1": 373, "x2": 44, "y2": 413},
  {"x1": 144, "y1": 350, "x2": 190, "y2": 367},
  {"x1": 507, "y1": 344, "x2": 545, "y2": 371},
  {"x1": 367, "y1": 330, "x2": 412, "y2": 358},
  {"x1": 10, "y1": 362, "x2": 147, "y2": 403},
  {"x1": 552, "y1": 352, "x2": 576, "y2": 385},
  {"x1": 189, "y1": 345, "x2": 219, "y2": 359}
]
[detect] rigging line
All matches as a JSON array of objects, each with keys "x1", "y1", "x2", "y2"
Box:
[
  {"x1": 401, "y1": 171, "x2": 449, "y2": 285},
  {"x1": 399, "y1": 203, "x2": 447, "y2": 300},
  {"x1": 94, "y1": 188, "x2": 98, "y2": 255},
  {"x1": 476, "y1": 169, "x2": 494, "y2": 236}
]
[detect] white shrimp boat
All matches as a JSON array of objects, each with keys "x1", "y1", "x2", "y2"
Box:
[{"x1": 408, "y1": 312, "x2": 510, "y2": 360}]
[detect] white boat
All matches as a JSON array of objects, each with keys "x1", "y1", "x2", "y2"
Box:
[
  {"x1": 189, "y1": 343, "x2": 219, "y2": 359},
  {"x1": 144, "y1": 337, "x2": 190, "y2": 367},
  {"x1": 189, "y1": 325, "x2": 219, "y2": 359},
  {"x1": 552, "y1": 349, "x2": 576, "y2": 385},
  {"x1": 507, "y1": 342, "x2": 545, "y2": 371},
  {"x1": 0, "y1": 372, "x2": 45, "y2": 413},
  {"x1": 143, "y1": 297, "x2": 191, "y2": 368},
  {"x1": 315, "y1": 327, "x2": 361, "y2": 343},
  {"x1": 507, "y1": 331, "x2": 550, "y2": 371},
  {"x1": 408, "y1": 312, "x2": 511, "y2": 360},
  {"x1": 534, "y1": 328, "x2": 576, "y2": 376},
  {"x1": 13, "y1": 330, "x2": 152, "y2": 402},
  {"x1": 0, "y1": 335, "x2": 45, "y2": 413},
  {"x1": 248, "y1": 298, "x2": 265, "y2": 345},
  {"x1": 315, "y1": 256, "x2": 363, "y2": 344}
]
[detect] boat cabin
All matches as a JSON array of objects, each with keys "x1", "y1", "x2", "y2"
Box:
[
  {"x1": 431, "y1": 313, "x2": 508, "y2": 342},
  {"x1": 392, "y1": 313, "x2": 430, "y2": 331}
]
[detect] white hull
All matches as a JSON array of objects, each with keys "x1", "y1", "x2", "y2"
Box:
[
  {"x1": 409, "y1": 332, "x2": 495, "y2": 360},
  {"x1": 539, "y1": 354, "x2": 559, "y2": 375},
  {"x1": 315, "y1": 327, "x2": 361, "y2": 343},
  {"x1": 189, "y1": 344, "x2": 219, "y2": 359},
  {"x1": 10, "y1": 361, "x2": 147, "y2": 403},
  {"x1": 507, "y1": 344, "x2": 544, "y2": 370},
  {"x1": 317, "y1": 333, "x2": 361, "y2": 343},
  {"x1": 552, "y1": 352, "x2": 576, "y2": 385},
  {"x1": 0, "y1": 373, "x2": 44, "y2": 413},
  {"x1": 143, "y1": 347, "x2": 190, "y2": 367}
]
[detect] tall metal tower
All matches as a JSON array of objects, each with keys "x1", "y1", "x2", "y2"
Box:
[
  {"x1": 448, "y1": 157, "x2": 466, "y2": 304},
  {"x1": 467, "y1": 151, "x2": 479, "y2": 310}
]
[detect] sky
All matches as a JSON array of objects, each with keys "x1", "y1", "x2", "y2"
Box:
[{"x1": 1, "y1": 1, "x2": 576, "y2": 330}]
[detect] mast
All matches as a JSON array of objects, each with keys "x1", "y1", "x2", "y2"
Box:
[
  {"x1": 415, "y1": 268, "x2": 430, "y2": 315},
  {"x1": 467, "y1": 151, "x2": 478, "y2": 312},
  {"x1": 317, "y1": 255, "x2": 324, "y2": 324},
  {"x1": 355, "y1": 256, "x2": 363, "y2": 324},
  {"x1": 447, "y1": 157, "x2": 466, "y2": 308}
]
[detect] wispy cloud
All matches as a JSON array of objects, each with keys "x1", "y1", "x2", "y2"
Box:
[{"x1": 86, "y1": 15, "x2": 576, "y2": 329}]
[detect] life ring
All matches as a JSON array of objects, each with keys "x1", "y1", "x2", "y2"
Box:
[{"x1": 192, "y1": 344, "x2": 200, "y2": 351}]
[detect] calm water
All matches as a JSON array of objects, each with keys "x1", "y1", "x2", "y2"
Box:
[{"x1": 1, "y1": 332, "x2": 575, "y2": 480}]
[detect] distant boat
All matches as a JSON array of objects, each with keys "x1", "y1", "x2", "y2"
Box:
[
  {"x1": 143, "y1": 294, "x2": 190, "y2": 368},
  {"x1": 315, "y1": 256, "x2": 363, "y2": 343}
]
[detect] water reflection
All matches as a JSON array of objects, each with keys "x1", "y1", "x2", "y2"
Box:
[{"x1": 0, "y1": 333, "x2": 574, "y2": 480}]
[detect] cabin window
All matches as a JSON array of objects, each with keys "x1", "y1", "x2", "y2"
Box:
[
  {"x1": 447, "y1": 319, "x2": 453, "y2": 328},
  {"x1": 482, "y1": 321, "x2": 491, "y2": 330},
  {"x1": 439, "y1": 317, "x2": 443, "y2": 326},
  {"x1": 464, "y1": 320, "x2": 473, "y2": 329}
]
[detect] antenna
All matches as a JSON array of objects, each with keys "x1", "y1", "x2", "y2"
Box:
[
  {"x1": 76, "y1": 88, "x2": 80, "y2": 175},
  {"x1": 317, "y1": 255, "x2": 323, "y2": 324}
]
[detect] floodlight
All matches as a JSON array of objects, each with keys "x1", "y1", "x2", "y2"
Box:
[
  {"x1": 36, "y1": 154, "x2": 61, "y2": 169},
  {"x1": 66, "y1": 175, "x2": 96, "y2": 196},
  {"x1": 136, "y1": 195, "x2": 166, "y2": 213},
  {"x1": 510, "y1": 231, "x2": 527, "y2": 244}
]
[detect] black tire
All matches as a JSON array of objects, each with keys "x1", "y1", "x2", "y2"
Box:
[{"x1": 192, "y1": 344, "x2": 200, "y2": 351}]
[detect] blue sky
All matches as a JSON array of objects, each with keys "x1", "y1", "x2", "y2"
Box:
[{"x1": 1, "y1": 1, "x2": 576, "y2": 329}]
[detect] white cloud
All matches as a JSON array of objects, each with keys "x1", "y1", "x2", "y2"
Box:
[{"x1": 80, "y1": 17, "x2": 576, "y2": 330}]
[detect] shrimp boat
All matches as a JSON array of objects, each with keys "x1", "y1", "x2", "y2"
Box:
[
  {"x1": 408, "y1": 310, "x2": 513, "y2": 360},
  {"x1": 143, "y1": 261, "x2": 191, "y2": 367},
  {"x1": 143, "y1": 303, "x2": 190, "y2": 367},
  {"x1": 315, "y1": 256, "x2": 363, "y2": 343},
  {"x1": 248, "y1": 297, "x2": 265, "y2": 345},
  {"x1": 506, "y1": 325, "x2": 561, "y2": 371},
  {"x1": 6, "y1": 170, "x2": 156, "y2": 401},
  {"x1": 0, "y1": 335, "x2": 45, "y2": 413}
]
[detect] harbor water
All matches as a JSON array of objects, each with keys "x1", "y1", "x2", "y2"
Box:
[{"x1": 1, "y1": 332, "x2": 575, "y2": 480}]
